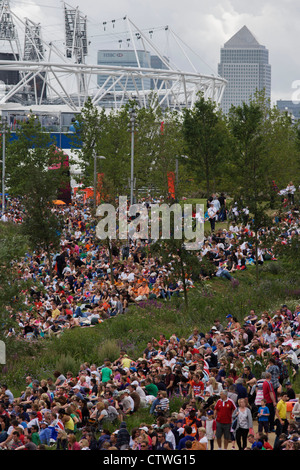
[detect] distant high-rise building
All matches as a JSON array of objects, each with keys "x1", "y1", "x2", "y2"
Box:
[
  {"x1": 97, "y1": 50, "x2": 152, "y2": 92},
  {"x1": 97, "y1": 50, "x2": 170, "y2": 94},
  {"x1": 218, "y1": 25, "x2": 271, "y2": 114},
  {"x1": 276, "y1": 100, "x2": 300, "y2": 123}
]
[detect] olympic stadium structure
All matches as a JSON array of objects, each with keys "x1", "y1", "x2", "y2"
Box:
[{"x1": 0, "y1": 0, "x2": 227, "y2": 129}]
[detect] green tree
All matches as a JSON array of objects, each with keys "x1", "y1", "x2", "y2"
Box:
[
  {"x1": 70, "y1": 98, "x2": 132, "y2": 202},
  {"x1": 182, "y1": 92, "x2": 229, "y2": 198},
  {"x1": 5, "y1": 115, "x2": 66, "y2": 277},
  {"x1": 0, "y1": 222, "x2": 29, "y2": 338},
  {"x1": 227, "y1": 98, "x2": 274, "y2": 283},
  {"x1": 255, "y1": 92, "x2": 300, "y2": 192},
  {"x1": 133, "y1": 107, "x2": 186, "y2": 200},
  {"x1": 150, "y1": 212, "x2": 202, "y2": 309}
]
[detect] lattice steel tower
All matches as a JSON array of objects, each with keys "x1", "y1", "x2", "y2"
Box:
[
  {"x1": 64, "y1": 2, "x2": 88, "y2": 93},
  {"x1": 0, "y1": 0, "x2": 22, "y2": 59},
  {"x1": 24, "y1": 19, "x2": 44, "y2": 61}
]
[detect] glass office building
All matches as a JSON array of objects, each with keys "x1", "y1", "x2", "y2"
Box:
[
  {"x1": 97, "y1": 50, "x2": 152, "y2": 91},
  {"x1": 218, "y1": 26, "x2": 271, "y2": 115},
  {"x1": 276, "y1": 100, "x2": 300, "y2": 123}
]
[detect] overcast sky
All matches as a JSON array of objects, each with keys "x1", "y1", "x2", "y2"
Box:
[{"x1": 8, "y1": 0, "x2": 300, "y2": 105}]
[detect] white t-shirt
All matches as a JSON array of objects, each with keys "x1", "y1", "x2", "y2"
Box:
[
  {"x1": 121, "y1": 396, "x2": 134, "y2": 413},
  {"x1": 205, "y1": 419, "x2": 215, "y2": 440},
  {"x1": 4, "y1": 389, "x2": 14, "y2": 404},
  {"x1": 135, "y1": 386, "x2": 146, "y2": 398},
  {"x1": 199, "y1": 435, "x2": 208, "y2": 449},
  {"x1": 232, "y1": 205, "x2": 239, "y2": 216},
  {"x1": 27, "y1": 417, "x2": 40, "y2": 430},
  {"x1": 205, "y1": 382, "x2": 223, "y2": 396},
  {"x1": 287, "y1": 185, "x2": 296, "y2": 194},
  {"x1": 212, "y1": 199, "x2": 220, "y2": 211},
  {"x1": 208, "y1": 207, "x2": 217, "y2": 219},
  {"x1": 74, "y1": 230, "x2": 82, "y2": 239},
  {"x1": 165, "y1": 430, "x2": 176, "y2": 449},
  {"x1": 7, "y1": 424, "x2": 24, "y2": 435}
]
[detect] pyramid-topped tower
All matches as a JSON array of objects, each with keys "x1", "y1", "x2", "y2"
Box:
[
  {"x1": 218, "y1": 26, "x2": 271, "y2": 114},
  {"x1": 224, "y1": 25, "x2": 261, "y2": 48}
]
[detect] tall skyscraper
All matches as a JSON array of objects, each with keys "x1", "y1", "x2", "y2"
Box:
[{"x1": 218, "y1": 25, "x2": 271, "y2": 115}]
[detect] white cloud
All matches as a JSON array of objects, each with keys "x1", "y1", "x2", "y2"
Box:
[{"x1": 5, "y1": 0, "x2": 300, "y2": 104}]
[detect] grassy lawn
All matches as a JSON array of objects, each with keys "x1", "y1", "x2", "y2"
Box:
[{"x1": 3, "y1": 255, "x2": 299, "y2": 396}]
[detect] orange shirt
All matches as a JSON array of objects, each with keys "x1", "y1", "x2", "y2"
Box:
[{"x1": 137, "y1": 285, "x2": 149, "y2": 296}]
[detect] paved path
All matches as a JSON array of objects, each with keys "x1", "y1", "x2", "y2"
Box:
[{"x1": 224, "y1": 418, "x2": 279, "y2": 450}]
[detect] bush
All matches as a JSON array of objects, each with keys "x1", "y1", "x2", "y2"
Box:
[
  {"x1": 97, "y1": 339, "x2": 121, "y2": 364},
  {"x1": 54, "y1": 354, "x2": 81, "y2": 377},
  {"x1": 262, "y1": 261, "x2": 282, "y2": 276}
]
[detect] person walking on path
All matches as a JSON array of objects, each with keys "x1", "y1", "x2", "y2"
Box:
[
  {"x1": 214, "y1": 390, "x2": 236, "y2": 450},
  {"x1": 274, "y1": 391, "x2": 289, "y2": 447},
  {"x1": 262, "y1": 372, "x2": 277, "y2": 432},
  {"x1": 257, "y1": 398, "x2": 270, "y2": 434},
  {"x1": 232, "y1": 398, "x2": 253, "y2": 450}
]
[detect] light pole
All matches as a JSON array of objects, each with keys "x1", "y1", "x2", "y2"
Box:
[
  {"x1": 128, "y1": 107, "x2": 137, "y2": 206},
  {"x1": 1, "y1": 117, "x2": 7, "y2": 215},
  {"x1": 93, "y1": 152, "x2": 106, "y2": 209},
  {"x1": 175, "y1": 154, "x2": 189, "y2": 201},
  {"x1": 175, "y1": 157, "x2": 179, "y2": 200}
]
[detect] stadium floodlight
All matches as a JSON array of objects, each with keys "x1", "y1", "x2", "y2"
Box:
[
  {"x1": 64, "y1": 2, "x2": 88, "y2": 64},
  {"x1": 0, "y1": 0, "x2": 22, "y2": 60},
  {"x1": 24, "y1": 19, "x2": 44, "y2": 62}
]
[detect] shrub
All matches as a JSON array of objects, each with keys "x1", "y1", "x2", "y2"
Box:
[
  {"x1": 97, "y1": 339, "x2": 121, "y2": 364},
  {"x1": 54, "y1": 354, "x2": 81, "y2": 377}
]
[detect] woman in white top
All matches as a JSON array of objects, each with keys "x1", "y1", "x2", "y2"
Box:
[
  {"x1": 204, "y1": 377, "x2": 223, "y2": 409},
  {"x1": 232, "y1": 398, "x2": 253, "y2": 450},
  {"x1": 198, "y1": 427, "x2": 208, "y2": 450},
  {"x1": 162, "y1": 351, "x2": 176, "y2": 370}
]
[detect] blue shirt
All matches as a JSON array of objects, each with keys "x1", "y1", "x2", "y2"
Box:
[
  {"x1": 258, "y1": 406, "x2": 269, "y2": 422},
  {"x1": 177, "y1": 435, "x2": 195, "y2": 450}
]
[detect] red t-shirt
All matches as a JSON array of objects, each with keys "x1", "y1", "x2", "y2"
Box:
[
  {"x1": 214, "y1": 398, "x2": 236, "y2": 424},
  {"x1": 262, "y1": 380, "x2": 275, "y2": 404},
  {"x1": 263, "y1": 441, "x2": 273, "y2": 450},
  {"x1": 190, "y1": 380, "x2": 204, "y2": 397}
]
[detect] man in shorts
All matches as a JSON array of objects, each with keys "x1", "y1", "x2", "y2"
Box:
[{"x1": 214, "y1": 390, "x2": 236, "y2": 450}]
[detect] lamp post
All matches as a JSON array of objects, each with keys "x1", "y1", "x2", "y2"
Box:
[
  {"x1": 175, "y1": 155, "x2": 188, "y2": 201},
  {"x1": 128, "y1": 107, "x2": 137, "y2": 206},
  {"x1": 1, "y1": 117, "x2": 7, "y2": 215},
  {"x1": 93, "y1": 152, "x2": 106, "y2": 209},
  {"x1": 175, "y1": 157, "x2": 179, "y2": 200}
]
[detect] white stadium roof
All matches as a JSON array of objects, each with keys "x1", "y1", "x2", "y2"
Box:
[{"x1": 0, "y1": 0, "x2": 227, "y2": 113}]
